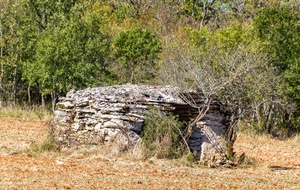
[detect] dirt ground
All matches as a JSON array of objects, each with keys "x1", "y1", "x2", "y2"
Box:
[{"x1": 0, "y1": 117, "x2": 300, "y2": 190}]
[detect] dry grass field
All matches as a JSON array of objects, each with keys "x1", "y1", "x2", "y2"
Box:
[{"x1": 0, "y1": 116, "x2": 300, "y2": 189}]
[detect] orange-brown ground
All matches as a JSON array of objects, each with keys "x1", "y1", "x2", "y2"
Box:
[{"x1": 0, "y1": 117, "x2": 299, "y2": 189}]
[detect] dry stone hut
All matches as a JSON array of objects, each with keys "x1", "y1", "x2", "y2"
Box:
[{"x1": 53, "y1": 85, "x2": 235, "y2": 162}]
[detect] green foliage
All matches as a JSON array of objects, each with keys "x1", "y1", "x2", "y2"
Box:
[
  {"x1": 26, "y1": 134, "x2": 58, "y2": 157},
  {"x1": 142, "y1": 107, "x2": 186, "y2": 159},
  {"x1": 253, "y1": 3, "x2": 300, "y2": 71},
  {"x1": 114, "y1": 27, "x2": 161, "y2": 62},
  {"x1": 114, "y1": 3, "x2": 136, "y2": 21},
  {"x1": 0, "y1": 0, "x2": 116, "y2": 108},
  {"x1": 167, "y1": 21, "x2": 283, "y2": 135},
  {"x1": 20, "y1": 0, "x2": 115, "y2": 104},
  {"x1": 28, "y1": 17, "x2": 111, "y2": 95},
  {"x1": 253, "y1": 2, "x2": 300, "y2": 132},
  {"x1": 113, "y1": 27, "x2": 161, "y2": 83},
  {"x1": 187, "y1": 22, "x2": 252, "y2": 51}
]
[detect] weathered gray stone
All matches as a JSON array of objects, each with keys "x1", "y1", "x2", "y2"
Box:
[
  {"x1": 53, "y1": 85, "x2": 234, "y2": 163},
  {"x1": 72, "y1": 123, "x2": 84, "y2": 131},
  {"x1": 56, "y1": 101, "x2": 75, "y2": 109},
  {"x1": 94, "y1": 123, "x2": 103, "y2": 132},
  {"x1": 190, "y1": 131, "x2": 202, "y2": 139},
  {"x1": 128, "y1": 122, "x2": 142, "y2": 132},
  {"x1": 104, "y1": 119, "x2": 123, "y2": 128}
]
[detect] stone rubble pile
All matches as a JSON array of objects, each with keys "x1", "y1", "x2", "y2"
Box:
[{"x1": 53, "y1": 85, "x2": 231, "y2": 161}]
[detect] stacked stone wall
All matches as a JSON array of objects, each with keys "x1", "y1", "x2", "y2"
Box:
[{"x1": 54, "y1": 85, "x2": 232, "y2": 161}]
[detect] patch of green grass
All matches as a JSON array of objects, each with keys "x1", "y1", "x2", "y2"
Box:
[
  {"x1": 25, "y1": 121, "x2": 59, "y2": 157},
  {"x1": 26, "y1": 134, "x2": 59, "y2": 157}
]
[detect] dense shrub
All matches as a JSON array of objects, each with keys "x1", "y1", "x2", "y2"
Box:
[{"x1": 142, "y1": 107, "x2": 186, "y2": 159}]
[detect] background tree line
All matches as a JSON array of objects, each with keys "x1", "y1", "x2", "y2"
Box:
[{"x1": 0, "y1": 0, "x2": 299, "y2": 135}]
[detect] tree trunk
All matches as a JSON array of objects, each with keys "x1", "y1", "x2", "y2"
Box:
[
  {"x1": 252, "y1": 100, "x2": 261, "y2": 124},
  {"x1": 264, "y1": 104, "x2": 274, "y2": 133},
  {"x1": 41, "y1": 94, "x2": 45, "y2": 110},
  {"x1": 51, "y1": 77, "x2": 56, "y2": 112},
  {"x1": 285, "y1": 113, "x2": 292, "y2": 138},
  {"x1": 27, "y1": 86, "x2": 31, "y2": 104},
  {"x1": 0, "y1": 20, "x2": 3, "y2": 105},
  {"x1": 200, "y1": 1, "x2": 207, "y2": 27},
  {"x1": 51, "y1": 90, "x2": 56, "y2": 113},
  {"x1": 13, "y1": 66, "x2": 17, "y2": 104}
]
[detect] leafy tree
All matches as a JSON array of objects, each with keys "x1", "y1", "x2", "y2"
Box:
[
  {"x1": 112, "y1": 27, "x2": 161, "y2": 84},
  {"x1": 159, "y1": 18, "x2": 287, "y2": 134},
  {"x1": 0, "y1": 0, "x2": 116, "y2": 108},
  {"x1": 22, "y1": 3, "x2": 112, "y2": 109},
  {"x1": 253, "y1": 3, "x2": 299, "y2": 71},
  {"x1": 253, "y1": 2, "x2": 300, "y2": 132},
  {"x1": 0, "y1": 0, "x2": 34, "y2": 104}
]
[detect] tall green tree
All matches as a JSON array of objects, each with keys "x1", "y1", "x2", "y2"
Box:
[
  {"x1": 253, "y1": 2, "x2": 300, "y2": 132},
  {"x1": 112, "y1": 27, "x2": 161, "y2": 84},
  {"x1": 0, "y1": 0, "x2": 33, "y2": 104},
  {"x1": 0, "y1": 0, "x2": 114, "y2": 108},
  {"x1": 21, "y1": 1, "x2": 112, "y2": 109}
]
